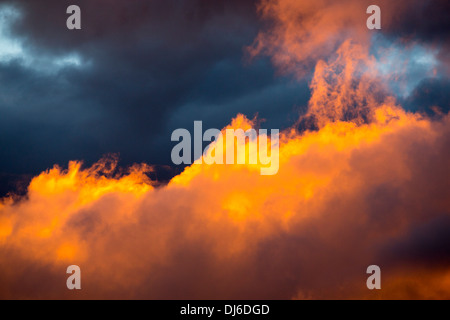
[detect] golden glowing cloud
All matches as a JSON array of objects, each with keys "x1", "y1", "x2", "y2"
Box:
[{"x1": 0, "y1": 0, "x2": 449, "y2": 299}]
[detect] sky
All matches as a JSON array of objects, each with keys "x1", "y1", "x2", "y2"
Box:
[
  {"x1": 0, "y1": 0, "x2": 449, "y2": 299},
  {"x1": 0, "y1": 0, "x2": 308, "y2": 181}
]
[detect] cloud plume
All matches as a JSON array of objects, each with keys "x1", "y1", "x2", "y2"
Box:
[{"x1": 0, "y1": 0, "x2": 450, "y2": 299}]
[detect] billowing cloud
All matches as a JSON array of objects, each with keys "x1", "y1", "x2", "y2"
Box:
[
  {"x1": 0, "y1": 0, "x2": 449, "y2": 299},
  {"x1": 248, "y1": 0, "x2": 450, "y2": 77}
]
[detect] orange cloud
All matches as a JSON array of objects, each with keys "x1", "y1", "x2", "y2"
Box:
[
  {"x1": 247, "y1": 0, "x2": 373, "y2": 77},
  {"x1": 1, "y1": 0, "x2": 449, "y2": 299},
  {"x1": 1, "y1": 101, "x2": 449, "y2": 299}
]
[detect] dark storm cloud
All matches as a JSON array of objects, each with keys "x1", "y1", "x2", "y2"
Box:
[
  {"x1": 0, "y1": 0, "x2": 307, "y2": 180},
  {"x1": 403, "y1": 77, "x2": 450, "y2": 115},
  {"x1": 381, "y1": 216, "x2": 450, "y2": 268},
  {"x1": 383, "y1": 0, "x2": 450, "y2": 41},
  {"x1": 382, "y1": 0, "x2": 450, "y2": 73}
]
